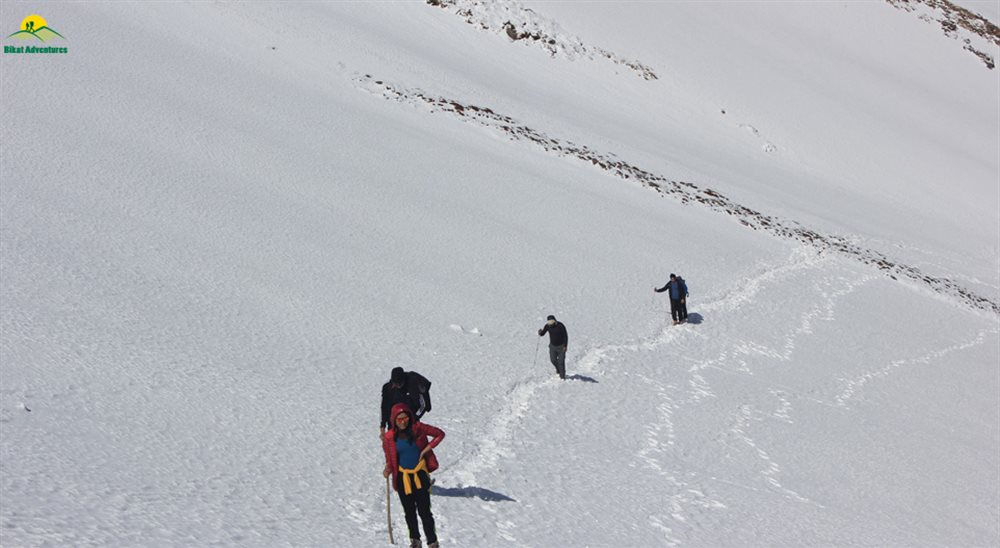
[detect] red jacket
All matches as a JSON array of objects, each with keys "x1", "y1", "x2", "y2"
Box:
[{"x1": 382, "y1": 403, "x2": 445, "y2": 491}]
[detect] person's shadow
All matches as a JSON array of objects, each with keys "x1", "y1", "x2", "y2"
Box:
[
  {"x1": 566, "y1": 374, "x2": 598, "y2": 383},
  {"x1": 433, "y1": 485, "x2": 516, "y2": 502},
  {"x1": 685, "y1": 312, "x2": 704, "y2": 325}
]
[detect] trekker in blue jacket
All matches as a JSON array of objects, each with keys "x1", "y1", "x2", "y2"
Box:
[{"x1": 654, "y1": 274, "x2": 688, "y2": 325}]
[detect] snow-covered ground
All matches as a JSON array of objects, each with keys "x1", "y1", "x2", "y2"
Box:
[{"x1": 2, "y1": 2, "x2": 997, "y2": 546}]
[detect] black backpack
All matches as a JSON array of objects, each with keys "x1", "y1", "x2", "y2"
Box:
[{"x1": 406, "y1": 371, "x2": 432, "y2": 416}]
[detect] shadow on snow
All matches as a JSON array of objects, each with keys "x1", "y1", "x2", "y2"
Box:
[
  {"x1": 566, "y1": 374, "x2": 598, "y2": 383},
  {"x1": 433, "y1": 485, "x2": 517, "y2": 502}
]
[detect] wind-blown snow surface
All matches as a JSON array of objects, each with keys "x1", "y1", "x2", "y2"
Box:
[{"x1": 2, "y1": 2, "x2": 998, "y2": 546}]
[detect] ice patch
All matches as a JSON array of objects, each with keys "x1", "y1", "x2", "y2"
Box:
[{"x1": 448, "y1": 324, "x2": 482, "y2": 336}]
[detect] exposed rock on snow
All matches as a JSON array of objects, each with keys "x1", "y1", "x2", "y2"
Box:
[{"x1": 425, "y1": 0, "x2": 659, "y2": 80}]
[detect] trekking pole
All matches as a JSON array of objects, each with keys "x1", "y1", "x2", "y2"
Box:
[
  {"x1": 386, "y1": 476, "x2": 395, "y2": 544},
  {"x1": 532, "y1": 335, "x2": 541, "y2": 368}
]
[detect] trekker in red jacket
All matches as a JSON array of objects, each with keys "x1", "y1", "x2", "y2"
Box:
[{"x1": 382, "y1": 403, "x2": 445, "y2": 548}]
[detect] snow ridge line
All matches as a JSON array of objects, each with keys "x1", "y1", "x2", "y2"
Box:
[
  {"x1": 444, "y1": 374, "x2": 560, "y2": 489},
  {"x1": 580, "y1": 249, "x2": 850, "y2": 515},
  {"x1": 630, "y1": 370, "x2": 727, "y2": 547},
  {"x1": 424, "y1": 0, "x2": 658, "y2": 80},
  {"x1": 728, "y1": 404, "x2": 815, "y2": 505},
  {"x1": 690, "y1": 251, "x2": 881, "y2": 375},
  {"x1": 834, "y1": 324, "x2": 1000, "y2": 406},
  {"x1": 353, "y1": 74, "x2": 999, "y2": 316},
  {"x1": 569, "y1": 346, "x2": 733, "y2": 543}
]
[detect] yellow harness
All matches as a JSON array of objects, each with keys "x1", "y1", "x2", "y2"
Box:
[{"x1": 397, "y1": 459, "x2": 428, "y2": 495}]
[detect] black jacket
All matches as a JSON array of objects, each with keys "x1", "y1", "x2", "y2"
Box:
[{"x1": 539, "y1": 321, "x2": 568, "y2": 347}]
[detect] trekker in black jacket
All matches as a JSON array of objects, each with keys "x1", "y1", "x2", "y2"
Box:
[
  {"x1": 538, "y1": 315, "x2": 568, "y2": 379},
  {"x1": 380, "y1": 367, "x2": 433, "y2": 434}
]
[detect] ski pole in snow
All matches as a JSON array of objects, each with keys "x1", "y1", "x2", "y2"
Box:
[
  {"x1": 532, "y1": 334, "x2": 541, "y2": 368},
  {"x1": 386, "y1": 476, "x2": 395, "y2": 544}
]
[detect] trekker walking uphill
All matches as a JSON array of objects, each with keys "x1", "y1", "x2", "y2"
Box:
[
  {"x1": 537, "y1": 315, "x2": 568, "y2": 379},
  {"x1": 381, "y1": 367, "x2": 433, "y2": 434},
  {"x1": 382, "y1": 403, "x2": 445, "y2": 548},
  {"x1": 655, "y1": 273, "x2": 689, "y2": 325}
]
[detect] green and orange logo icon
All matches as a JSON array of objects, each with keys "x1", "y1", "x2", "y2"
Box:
[{"x1": 7, "y1": 15, "x2": 64, "y2": 42}]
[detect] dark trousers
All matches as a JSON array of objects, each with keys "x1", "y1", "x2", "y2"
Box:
[
  {"x1": 670, "y1": 299, "x2": 688, "y2": 322},
  {"x1": 549, "y1": 344, "x2": 566, "y2": 379},
  {"x1": 397, "y1": 471, "x2": 437, "y2": 544}
]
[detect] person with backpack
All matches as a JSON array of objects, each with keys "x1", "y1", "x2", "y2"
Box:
[
  {"x1": 537, "y1": 315, "x2": 568, "y2": 379},
  {"x1": 382, "y1": 402, "x2": 444, "y2": 548},
  {"x1": 654, "y1": 273, "x2": 689, "y2": 325},
  {"x1": 381, "y1": 367, "x2": 433, "y2": 434}
]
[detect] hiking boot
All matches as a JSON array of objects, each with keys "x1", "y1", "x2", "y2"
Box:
[
  {"x1": 409, "y1": 540, "x2": 422, "y2": 548},
  {"x1": 427, "y1": 543, "x2": 439, "y2": 548}
]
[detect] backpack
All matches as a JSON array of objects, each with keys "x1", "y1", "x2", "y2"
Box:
[{"x1": 406, "y1": 371, "x2": 433, "y2": 416}]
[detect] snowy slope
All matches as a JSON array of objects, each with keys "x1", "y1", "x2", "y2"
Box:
[{"x1": 1, "y1": 2, "x2": 997, "y2": 546}]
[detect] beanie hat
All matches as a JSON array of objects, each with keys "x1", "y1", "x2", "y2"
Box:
[
  {"x1": 390, "y1": 367, "x2": 406, "y2": 385},
  {"x1": 546, "y1": 315, "x2": 556, "y2": 321}
]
